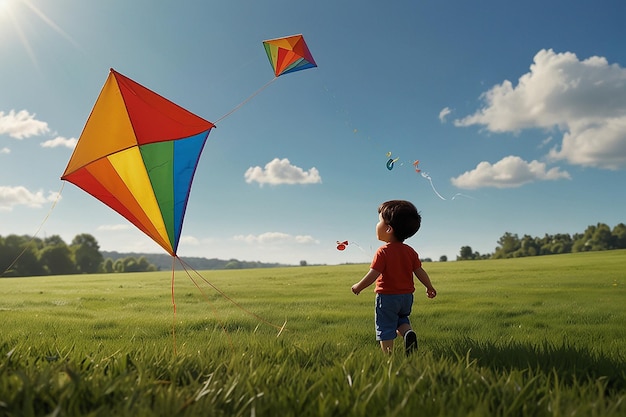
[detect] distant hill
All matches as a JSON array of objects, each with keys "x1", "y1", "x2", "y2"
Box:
[{"x1": 101, "y1": 251, "x2": 291, "y2": 271}]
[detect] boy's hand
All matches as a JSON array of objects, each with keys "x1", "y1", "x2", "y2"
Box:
[
  {"x1": 351, "y1": 285, "x2": 360, "y2": 295},
  {"x1": 426, "y1": 287, "x2": 437, "y2": 298}
]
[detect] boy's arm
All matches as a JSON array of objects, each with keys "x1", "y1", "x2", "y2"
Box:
[
  {"x1": 414, "y1": 266, "x2": 437, "y2": 298},
  {"x1": 351, "y1": 269, "x2": 380, "y2": 295}
]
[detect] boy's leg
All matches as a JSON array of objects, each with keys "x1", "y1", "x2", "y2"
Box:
[
  {"x1": 396, "y1": 294, "x2": 417, "y2": 355},
  {"x1": 375, "y1": 294, "x2": 400, "y2": 354},
  {"x1": 380, "y1": 340, "x2": 394, "y2": 354},
  {"x1": 397, "y1": 324, "x2": 418, "y2": 355},
  {"x1": 403, "y1": 329, "x2": 418, "y2": 355},
  {"x1": 397, "y1": 323, "x2": 411, "y2": 337}
]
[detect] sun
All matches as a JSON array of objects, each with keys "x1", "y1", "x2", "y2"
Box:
[
  {"x1": 0, "y1": 0, "x2": 16, "y2": 20},
  {"x1": 0, "y1": 0, "x2": 12, "y2": 10},
  {"x1": 0, "y1": 0, "x2": 79, "y2": 66}
]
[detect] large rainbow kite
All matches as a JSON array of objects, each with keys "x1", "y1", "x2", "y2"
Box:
[{"x1": 61, "y1": 69, "x2": 215, "y2": 256}]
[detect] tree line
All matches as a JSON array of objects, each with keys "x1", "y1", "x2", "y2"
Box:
[
  {"x1": 457, "y1": 222, "x2": 626, "y2": 260},
  {"x1": 0, "y1": 234, "x2": 157, "y2": 277},
  {"x1": 3, "y1": 222, "x2": 625, "y2": 276}
]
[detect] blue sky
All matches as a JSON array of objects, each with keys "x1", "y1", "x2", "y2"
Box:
[{"x1": 1, "y1": 0, "x2": 625, "y2": 265}]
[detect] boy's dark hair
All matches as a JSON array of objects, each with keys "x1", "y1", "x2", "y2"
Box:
[{"x1": 378, "y1": 200, "x2": 421, "y2": 242}]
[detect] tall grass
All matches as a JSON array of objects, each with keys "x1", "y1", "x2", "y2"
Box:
[{"x1": 0, "y1": 250, "x2": 624, "y2": 416}]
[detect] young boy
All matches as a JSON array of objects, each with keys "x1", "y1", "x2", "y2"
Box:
[{"x1": 351, "y1": 200, "x2": 436, "y2": 355}]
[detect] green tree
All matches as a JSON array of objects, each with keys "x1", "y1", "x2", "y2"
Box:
[
  {"x1": 103, "y1": 258, "x2": 114, "y2": 273},
  {"x1": 439, "y1": 255, "x2": 448, "y2": 262},
  {"x1": 124, "y1": 256, "x2": 156, "y2": 272},
  {"x1": 139, "y1": 257, "x2": 157, "y2": 272},
  {"x1": 0, "y1": 236, "x2": 10, "y2": 275},
  {"x1": 514, "y1": 234, "x2": 538, "y2": 257},
  {"x1": 590, "y1": 223, "x2": 612, "y2": 250},
  {"x1": 549, "y1": 233, "x2": 573, "y2": 254},
  {"x1": 113, "y1": 259, "x2": 125, "y2": 273},
  {"x1": 493, "y1": 232, "x2": 521, "y2": 258},
  {"x1": 44, "y1": 235, "x2": 67, "y2": 246},
  {"x1": 122, "y1": 257, "x2": 139, "y2": 272},
  {"x1": 457, "y1": 246, "x2": 475, "y2": 260},
  {"x1": 71, "y1": 234, "x2": 103, "y2": 273},
  {"x1": 573, "y1": 225, "x2": 596, "y2": 252},
  {"x1": 224, "y1": 259, "x2": 241, "y2": 269},
  {"x1": 39, "y1": 244, "x2": 76, "y2": 275},
  {"x1": 612, "y1": 223, "x2": 626, "y2": 249},
  {"x1": 109, "y1": 256, "x2": 157, "y2": 273},
  {"x1": 0, "y1": 235, "x2": 45, "y2": 276}
]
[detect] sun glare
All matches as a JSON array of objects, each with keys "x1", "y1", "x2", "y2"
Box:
[
  {"x1": 0, "y1": 0, "x2": 79, "y2": 66},
  {"x1": 0, "y1": 0, "x2": 15, "y2": 19}
]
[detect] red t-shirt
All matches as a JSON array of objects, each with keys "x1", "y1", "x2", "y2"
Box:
[{"x1": 371, "y1": 242, "x2": 422, "y2": 294}]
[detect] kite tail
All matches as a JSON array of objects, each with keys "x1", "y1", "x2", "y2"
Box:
[
  {"x1": 214, "y1": 77, "x2": 278, "y2": 124},
  {"x1": 350, "y1": 241, "x2": 368, "y2": 254},
  {"x1": 176, "y1": 257, "x2": 287, "y2": 336},
  {"x1": 1, "y1": 182, "x2": 64, "y2": 277},
  {"x1": 421, "y1": 173, "x2": 447, "y2": 200},
  {"x1": 451, "y1": 193, "x2": 475, "y2": 200},
  {"x1": 420, "y1": 173, "x2": 475, "y2": 201}
]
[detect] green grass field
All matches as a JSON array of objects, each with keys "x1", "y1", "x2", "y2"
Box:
[{"x1": 1, "y1": 250, "x2": 625, "y2": 416}]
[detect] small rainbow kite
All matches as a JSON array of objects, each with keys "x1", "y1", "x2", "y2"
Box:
[{"x1": 263, "y1": 34, "x2": 317, "y2": 77}]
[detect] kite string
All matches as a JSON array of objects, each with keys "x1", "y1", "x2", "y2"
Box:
[
  {"x1": 177, "y1": 257, "x2": 287, "y2": 335},
  {"x1": 171, "y1": 256, "x2": 177, "y2": 355},
  {"x1": 175, "y1": 256, "x2": 235, "y2": 348},
  {"x1": 214, "y1": 77, "x2": 278, "y2": 125},
  {"x1": 1, "y1": 181, "x2": 65, "y2": 277}
]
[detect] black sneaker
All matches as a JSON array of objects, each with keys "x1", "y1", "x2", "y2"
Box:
[{"x1": 404, "y1": 330, "x2": 418, "y2": 355}]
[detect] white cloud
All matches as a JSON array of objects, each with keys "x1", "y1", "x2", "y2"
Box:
[
  {"x1": 96, "y1": 224, "x2": 132, "y2": 231},
  {"x1": 233, "y1": 232, "x2": 319, "y2": 245},
  {"x1": 439, "y1": 107, "x2": 452, "y2": 123},
  {"x1": 548, "y1": 117, "x2": 626, "y2": 170},
  {"x1": 0, "y1": 147, "x2": 9, "y2": 154},
  {"x1": 454, "y1": 49, "x2": 626, "y2": 169},
  {"x1": 451, "y1": 155, "x2": 571, "y2": 189},
  {"x1": 244, "y1": 158, "x2": 322, "y2": 185},
  {"x1": 539, "y1": 136, "x2": 554, "y2": 149},
  {"x1": 0, "y1": 110, "x2": 49, "y2": 139},
  {"x1": 41, "y1": 136, "x2": 77, "y2": 148},
  {"x1": 179, "y1": 235, "x2": 200, "y2": 246},
  {"x1": 0, "y1": 186, "x2": 60, "y2": 210}
]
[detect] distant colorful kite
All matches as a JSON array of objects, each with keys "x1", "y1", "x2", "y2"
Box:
[
  {"x1": 263, "y1": 34, "x2": 317, "y2": 77},
  {"x1": 386, "y1": 152, "x2": 400, "y2": 170},
  {"x1": 61, "y1": 69, "x2": 215, "y2": 256},
  {"x1": 382, "y1": 150, "x2": 473, "y2": 201},
  {"x1": 336, "y1": 240, "x2": 368, "y2": 253},
  {"x1": 336, "y1": 240, "x2": 349, "y2": 251}
]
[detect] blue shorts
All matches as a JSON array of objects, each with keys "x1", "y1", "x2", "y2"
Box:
[{"x1": 375, "y1": 293, "x2": 413, "y2": 341}]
